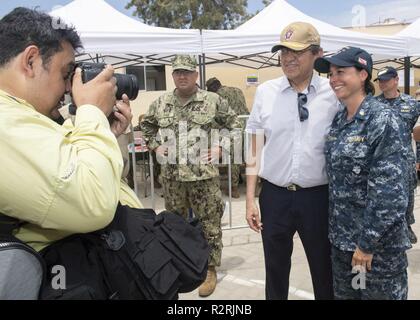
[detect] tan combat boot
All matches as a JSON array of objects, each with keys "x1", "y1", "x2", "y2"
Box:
[{"x1": 198, "y1": 266, "x2": 217, "y2": 297}]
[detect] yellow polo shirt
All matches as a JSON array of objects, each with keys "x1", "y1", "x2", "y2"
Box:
[{"x1": 0, "y1": 89, "x2": 141, "y2": 251}]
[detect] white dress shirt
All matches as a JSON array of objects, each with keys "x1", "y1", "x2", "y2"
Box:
[{"x1": 246, "y1": 73, "x2": 339, "y2": 188}]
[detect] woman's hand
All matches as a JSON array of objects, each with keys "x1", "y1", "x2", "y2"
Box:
[{"x1": 352, "y1": 246, "x2": 373, "y2": 272}]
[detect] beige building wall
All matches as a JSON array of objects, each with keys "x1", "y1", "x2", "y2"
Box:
[
  {"x1": 202, "y1": 64, "x2": 283, "y2": 111},
  {"x1": 345, "y1": 23, "x2": 408, "y2": 35}
]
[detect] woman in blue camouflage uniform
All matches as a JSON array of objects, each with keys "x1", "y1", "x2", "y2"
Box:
[{"x1": 315, "y1": 47, "x2": 412, "y2": 300}]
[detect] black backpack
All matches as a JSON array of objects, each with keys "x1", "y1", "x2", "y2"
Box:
[{"x1": 39, "y1": 205, "x2": 209, "y2": 300}]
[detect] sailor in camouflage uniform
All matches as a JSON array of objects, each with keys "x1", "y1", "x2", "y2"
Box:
[
  {"x1": 374, "y1": 66, "x2": 419, "y2": 244},
  {"x1": 206, "y1": 77, "x2": 249, "y2": 198},
  {"x1": 315, "y1": 47, "x2": 412, "y2": 300},
  {"x1": 141, "y1": 55, "x2": 241, "y2": 297}
]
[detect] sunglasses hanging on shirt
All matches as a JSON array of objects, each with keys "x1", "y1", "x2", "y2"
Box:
[{"x1": 297, "y1": 93, "x2": 309, "y2": 122}]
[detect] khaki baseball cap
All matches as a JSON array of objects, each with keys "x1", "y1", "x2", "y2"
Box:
[
  {"x1": 172, "y1": 54, "x2": 197, "y2": 71},
  {"x1": 271, "y1": 22, "x2": 320, "y2": 53}
]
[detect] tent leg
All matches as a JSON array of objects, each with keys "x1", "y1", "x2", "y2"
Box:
[
  {"x1": 404, "y1": 56, "x2": 411, "y2": 95},
  {"x1": 198, "y1": 55, "x2": 204, "y2": 89},
  {"x1": 130, "y1": 125, "x2": 139, "y2": 197},
  {"x1": 202, "y1": 54, "x2": 206, "y2": 88}
]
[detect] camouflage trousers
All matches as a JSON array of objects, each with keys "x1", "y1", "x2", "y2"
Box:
[
  {"x1": 219, "y1": 164, "x2": 241, "y2": 188},
  {"x1": 407, "y1": 162, "x2": 417, "y2": 225},
  {"x1": 161, "y1": 177, "x2": 225, "y2": 267},
  {"x1": 331, "y1": 246, "x2": 408, "y2": 300}
]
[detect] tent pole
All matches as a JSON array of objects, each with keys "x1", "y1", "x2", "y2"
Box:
[
  {"x1": 404, "y1": 56, "x2": 411, "y2": 95},
  {"x1": 202, "y1": 54, "x2": 206, "y2": 88},
  {"x1": 198, "y1": 55, "x2": 204, "y2": 89}
]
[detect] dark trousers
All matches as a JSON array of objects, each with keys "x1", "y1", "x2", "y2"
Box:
[{"x1": 259, "y1": 180, "x2": 333, "y2": 300}]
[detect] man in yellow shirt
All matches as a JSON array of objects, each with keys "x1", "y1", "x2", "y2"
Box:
[{"x1": 0, "y1": 7, "x2": 141, "y2": 252}]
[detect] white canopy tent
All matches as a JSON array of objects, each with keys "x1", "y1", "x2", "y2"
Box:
[
  {"x1": 49, "y1": 0, "x2": 414, "y2": 86},
  {"x1": 394, "y1": 19, "x2": 420, "y2": 92},
  {"x1": 202, "y1": 0, "x2": 408, "y2": 67},
  {"x1": 397, "y1": 18, "x2": 420, "y2": 58},
  {"x1": 49, "y1": 0, "x2": 202, "y2": 68}
]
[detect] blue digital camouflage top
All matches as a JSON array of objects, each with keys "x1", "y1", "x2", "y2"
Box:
[
  {"x1": 375, "y1": 93, "x2": 420, "y2": 190},
  {"x1": 325, "y1": 94, "x2": 412, "y2": 254}
]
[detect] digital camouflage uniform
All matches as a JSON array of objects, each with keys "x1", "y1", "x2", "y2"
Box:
[
  {"x1": 141, "y1": 56, "x2": 242, "y2": 266},
  {"x1": 325, "y1": 95, "x2": 412, "y2": 300},
  {"x1": 214, "y1": 85, "x2": 249, "y2": 188},
  {"x1": 375, "y1": 93, "x2": 420, "y2": 227},
  {"x1": 417, "y1": 141, "x2": 420, "y2": 169}
]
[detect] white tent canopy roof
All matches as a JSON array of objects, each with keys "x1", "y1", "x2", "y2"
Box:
[
  {"x1": 397, "y1": 17, "x2": 419, "y2": 37},
  {"x1": 202, "y1": 0, "x2": 408, "y2": 59},
  {"x1": 397, "y1": 18, "x2": 420, "y2": 57},
  {"x1": 49, "y1": 0, "x2": 202, "y2": 55}
]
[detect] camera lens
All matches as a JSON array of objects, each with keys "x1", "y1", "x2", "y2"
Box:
[
  {"x1": 76, "y1": 62, "x2": 139, "y2": 101},
  {"x1": 115, "y1": 73, "x2": 139, "y2": 100}
]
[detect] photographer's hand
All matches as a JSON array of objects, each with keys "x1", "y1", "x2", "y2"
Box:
[
  {"x1": 111, "y1": 94, "x2": 133, "y2": 138},
  {"x1": 72, "y1": 65, "x2": 117, "y2": 116}
]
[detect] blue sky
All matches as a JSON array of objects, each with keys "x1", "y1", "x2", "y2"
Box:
[{"x1": 1, "y1": 0, "x2": 419, "y2": 27}]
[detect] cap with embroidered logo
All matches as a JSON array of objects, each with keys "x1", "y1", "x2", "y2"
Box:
[
  {"x1": 314, "y1": 46, "x2": 373, "y2": 77},
  {"x1": 271, "y1": 22, "x2": 320, "y2": 53},
  {"x1": 374, "y1": 66, "x2": 398, "y2": 82}
]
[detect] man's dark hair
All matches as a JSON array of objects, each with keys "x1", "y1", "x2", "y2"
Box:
[
  {"x1": 309, "y1": 45, "x2": 322, "y2": 55},
  {"x1": 207, "y1": 79, "x2": 221, "y2": 92},
  {"x1": 0, "y1": 7, "x2": 83, "y2": 67}
]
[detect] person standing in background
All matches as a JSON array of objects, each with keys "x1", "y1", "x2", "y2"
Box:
[
  {"x1": 375, "y1": 66, "x2": 419, "y2": 244},
  {"x1": 206, "y1": 77, "x2": 249, "y2": 198}
]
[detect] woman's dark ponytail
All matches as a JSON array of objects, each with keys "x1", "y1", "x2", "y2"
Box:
[
  {"x1": 356, "y1": 67, "x2": 375, "y2": 95},
  {"x1": 365, "y1": 80, "x2": 375, "y2": 95}
]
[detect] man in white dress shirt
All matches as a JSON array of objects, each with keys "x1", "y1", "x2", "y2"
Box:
[{"x1": 245, "y1": 22, "x2": 340, "y2": 300}]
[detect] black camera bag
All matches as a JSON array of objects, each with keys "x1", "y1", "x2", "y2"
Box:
[{"x1": 39, "y1": 204, "x2": 209, "y2": 300}]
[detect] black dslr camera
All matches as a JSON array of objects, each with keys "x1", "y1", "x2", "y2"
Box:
[
  {"x1": 78, "y1": 62, "x2": 139, "y2": 100},
  {"x1": 66, "y1": 62, "x2": 139, "y2": 118}
]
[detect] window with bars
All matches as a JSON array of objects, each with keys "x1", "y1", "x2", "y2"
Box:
[{"x1": 126, "y1": 65, "x2": 166, "y2": 91}]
